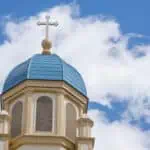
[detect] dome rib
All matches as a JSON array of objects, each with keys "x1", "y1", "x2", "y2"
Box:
[
  {"x1": 27, "y1": 54, "x2": 35, "y2": 79},
  {"x1": 3, "y1": 54, "x2": 87, "y2": 96}
]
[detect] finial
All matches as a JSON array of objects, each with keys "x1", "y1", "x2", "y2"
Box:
[{"x1": 37, "y1": 15, "x2": 58, "y2": 55}]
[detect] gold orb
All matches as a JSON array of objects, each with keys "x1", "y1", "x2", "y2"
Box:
[{"x1": 42, "y1": 39, "x2": 52, "y2": 50}]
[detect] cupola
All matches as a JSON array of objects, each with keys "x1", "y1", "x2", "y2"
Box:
[{"x1": 1, "y1": 15, "x2": 94, "y2": 150}]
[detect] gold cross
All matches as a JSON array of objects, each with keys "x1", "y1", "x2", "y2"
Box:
[{"x1": 37, "y1": 16, "x2": 58, "y2": 40}]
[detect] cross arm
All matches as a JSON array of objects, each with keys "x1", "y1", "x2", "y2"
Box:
[
  {"x1": 49, "y1": 22, "x2": 59, "y2": 26},
  {"x1": 37, "y1": 21, "x2": 46, "y2": 26},
  {"x1": 37, "y1": 21, "x2": 58, "y2": 26}
]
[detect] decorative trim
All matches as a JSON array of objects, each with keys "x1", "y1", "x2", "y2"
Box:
[
  {"x1": 3, "y1": 80, "x2": 88, "y2": 99},
  {"x1": 0, "y1": 114, "x2": 10, "y2": 120},
  {"x1": 10, "y1": 135, "x2": 75, "y2": 150},
  {"x1": 76, "y1": 137, "x2": 95, "y2": 148},
  {"x1": 2, "y1": 80, "x2": 88, "y2": 100},
  {"x1": 77, "y1": 118, "x2": 94, "y2": 127}
]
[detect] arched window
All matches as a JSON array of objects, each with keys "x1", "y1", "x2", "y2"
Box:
[
  {"x1": 11, "y1": 101, "x2": 23, "y2": 138},
  {"x1": 66, "y1": 103, "x2": 77, "y2": 142},
  {"x1": 36, "y1": 96, "x2": 53, "y2": 132}
]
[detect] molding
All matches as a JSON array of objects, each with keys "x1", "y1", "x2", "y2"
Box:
[
  {"x1": 10, "y1": 135, "x2": 75, "y2": 150},
  {"x1": 2, "y1": 80, "x2": 88, "y2": 100},
  {"x1": 0, "y1": 114, "x2": 10, "y2": 120},
  {"x1": 77, "y1": 118, "x2": 94, "y2": 127},
  {"x1": 76, "y1": 137, "x2": 95, "y2": 148}
]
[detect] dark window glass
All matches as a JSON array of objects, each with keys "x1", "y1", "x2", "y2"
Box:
[
  {"x1": 11, "y1": 101, "x2": 23, "y2": 138},
  {"x1": 36, "y1": 96, "x2": 53, "y2": 131},
  {"x1": 66, "y1": 103, "x2": 77, "y2": 142}
]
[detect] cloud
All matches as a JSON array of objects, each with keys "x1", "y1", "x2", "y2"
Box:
[
  {"x1": 89, "y1": 109, "x2": 150, "y2": 150},
  {"x1": 0, "y1": 4, "x2": 149, "y2": 124}
]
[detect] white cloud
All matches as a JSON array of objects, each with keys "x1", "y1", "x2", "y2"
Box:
[
  {"x1": 0, "y1": 4, "x2": 149, "y2": 124},
  {"x1": 89, "y1": 110, "x2": 150, "y2": 150}
]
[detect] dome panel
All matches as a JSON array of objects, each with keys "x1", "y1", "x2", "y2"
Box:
[
  {"x1": 3, "y1": 54, "x2": 87, "y2": 96},
  {"x1": 28, "y1": 54, "x2": 63, "y2": 80},
  {"x1": 3, "y1": 59, "x2": 30, "y2": 93}
]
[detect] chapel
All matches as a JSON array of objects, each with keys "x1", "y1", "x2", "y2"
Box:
[{"x1": 0, "y1": 16, "x2": 95, "y2": 150}]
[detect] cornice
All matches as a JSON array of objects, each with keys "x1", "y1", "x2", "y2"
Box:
[
  {"x1": 2, "y1": 80, "x2": 88, "y2": 112},
  {"x1": 10, "y1": 135, "x2": 75, "y2": 150},
  {"x1": 77, "y1": 118, "x2": 94, "y2": 127},
  {"x1": 76, "y1": 137, "x2": 95, "y2": 147}
]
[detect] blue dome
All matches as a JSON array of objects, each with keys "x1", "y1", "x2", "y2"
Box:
[{"x1": 3, "y1": 54, "x2": 87, "y2": 96}]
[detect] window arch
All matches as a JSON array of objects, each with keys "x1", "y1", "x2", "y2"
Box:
[
  {"x1": 36, "y1": 96, "x2": 53, "y2": 132},
  {"x1": 11, "y1": 101, "x2": 23, "y2": 138},
  {"x1": 66, "y1": 103, "x2": 77, "y2": 142}
]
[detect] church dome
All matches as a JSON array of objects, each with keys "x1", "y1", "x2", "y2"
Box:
[{"x1": 3, "y1": 54, "x2": 87, "y2": 96}]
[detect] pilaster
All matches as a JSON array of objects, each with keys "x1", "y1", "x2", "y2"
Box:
[
  {"x1": 24, "y1": 90, "x2": 33, "y2": 135},
  {"x1": 0, "y1": 111, "x2": 10, "y2": 150},
  {"x1": 56, "y1": 93, "x2": 65, "y2": 136}
]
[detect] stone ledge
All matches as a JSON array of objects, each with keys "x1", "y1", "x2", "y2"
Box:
[{"x1": 10, "y1": 135, "x2": 75, "y2": 150}]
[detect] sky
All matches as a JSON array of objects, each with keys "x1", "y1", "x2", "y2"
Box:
[{"x1": 0, "y1": 0, "x2": 150, "y2": 150}]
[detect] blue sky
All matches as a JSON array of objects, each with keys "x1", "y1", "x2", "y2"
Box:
[
  {"x1": 0, "y1": 0, "x2": 150, "y2": 35},
  {"x1": 0, "y1": 1, "x2": 149, "y2": 149}
]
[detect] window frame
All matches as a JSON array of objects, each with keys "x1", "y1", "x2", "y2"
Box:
[
  {"x1": 33, "y1": 93, "x2": 56, "y2": 134},
  {"x1": 65, "y1": 101, "x2": 78, "y2": 142},
  {"x1": 10, "y1": 101, "x2": 23, "y2": 138}
]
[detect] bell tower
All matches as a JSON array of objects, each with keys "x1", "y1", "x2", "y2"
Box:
[{"x1": 0, "y1": 15, "x2": 95, "y2": 150}]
